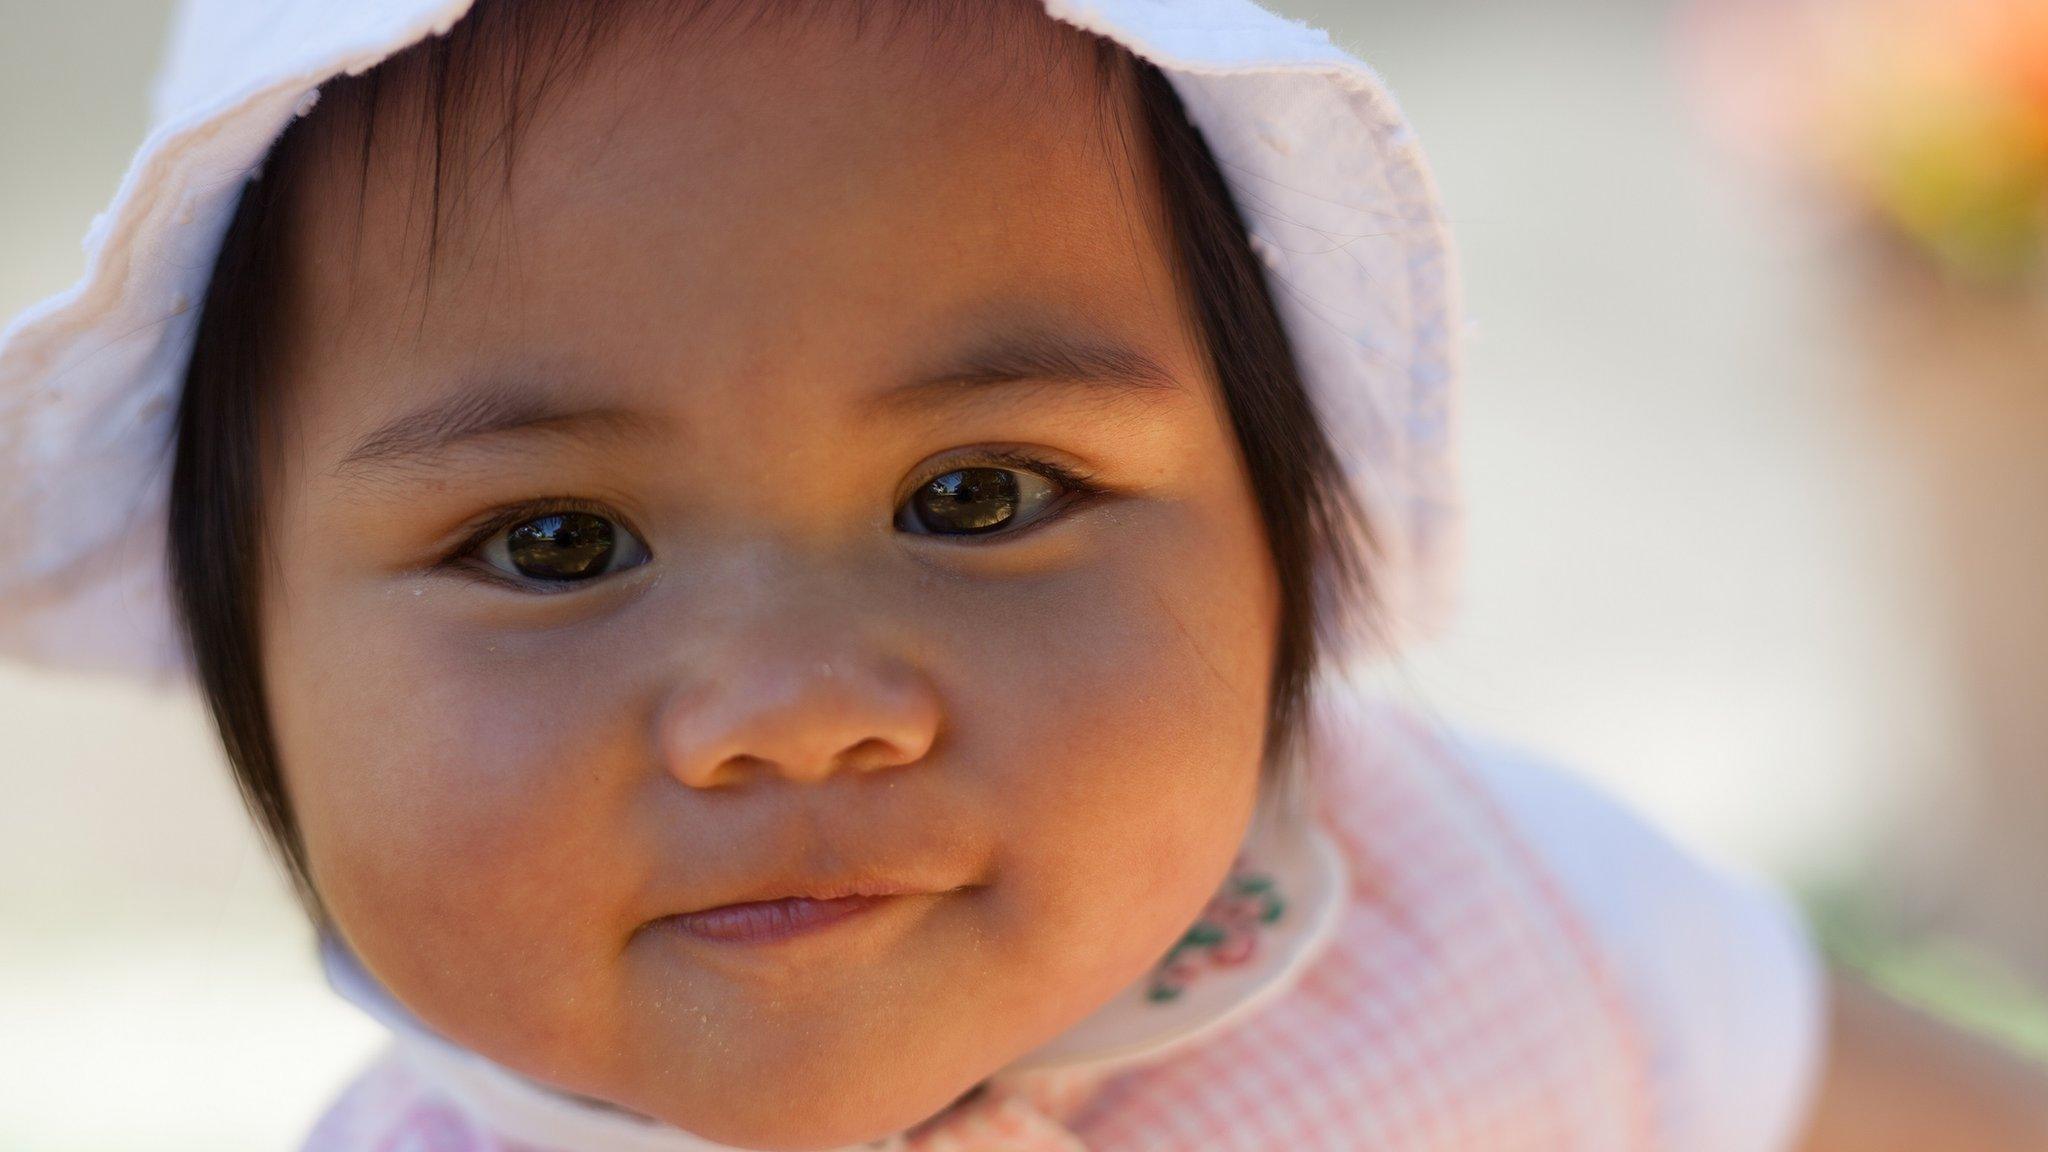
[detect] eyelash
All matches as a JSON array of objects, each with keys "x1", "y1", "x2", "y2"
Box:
[{"x1": 435, "y1": 448, "x2": 1105, "y2": 590}]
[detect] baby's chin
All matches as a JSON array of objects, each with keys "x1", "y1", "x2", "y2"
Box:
[
  {"x1": 529, "y1": 963, "x2": 1031, "y2": 1149},
  {"x1": 598, "y1": 1052, "x2": 990, "y2": 1151}
]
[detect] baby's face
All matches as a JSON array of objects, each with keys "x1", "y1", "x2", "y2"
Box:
[{"x1": 258, "y1": 6, "x2": 1277, "y2": 1148}]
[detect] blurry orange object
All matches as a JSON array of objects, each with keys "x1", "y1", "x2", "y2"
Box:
[{"x1": 1679, "y1": 0, "x2": 2048, "y2": 284}]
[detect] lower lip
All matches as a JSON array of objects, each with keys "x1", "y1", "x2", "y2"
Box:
[{"x1": 662, "y1": 895, "x2": 898, "y2": 944}]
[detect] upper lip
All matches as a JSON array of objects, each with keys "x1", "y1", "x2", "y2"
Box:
[
  {"x1": 699, "y1": 882, "x2": 929, "y2": 909},
  {"x1": 663, "y1": 870, "x2": 981, "y2": 919},
  {"x1": 637, "y1": 799, "x2": 989, "y2": 923}
]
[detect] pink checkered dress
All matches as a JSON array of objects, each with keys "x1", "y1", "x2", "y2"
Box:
[{"x1": 302, "y1": 691, "x2": 1824, "y2": 1152}]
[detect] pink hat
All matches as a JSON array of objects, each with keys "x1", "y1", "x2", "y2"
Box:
[{"x1": 0, "y1": 0, "x2": 1463, "y2": 684}]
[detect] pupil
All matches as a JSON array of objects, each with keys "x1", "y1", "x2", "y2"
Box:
[
  {"x1": 507, "y1": 512, "x2": 615, "y2": 579},
  {"x1": 916, "y1": 468, "x2": 1018, "y2": 533}
]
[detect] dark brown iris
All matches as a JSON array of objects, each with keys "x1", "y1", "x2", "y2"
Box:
[
  {"x1": 506, "y1": 511, "x2": 616, "y2": 579},
  {"x1": 906, "y1": 467, "x2": 1020, "y2": 534}
]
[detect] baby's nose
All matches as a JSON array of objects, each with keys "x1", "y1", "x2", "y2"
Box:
[{"x1": 655, "y1": 650, "x2": 942, "y2": 789}]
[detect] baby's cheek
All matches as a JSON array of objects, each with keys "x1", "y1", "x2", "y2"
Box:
[
  {"x1": 948, "y1": 530, "x2": 1270, "y2": 1034},
  {"x1": 274, "y1": 633, "x2": 642, "y2": 1064}
]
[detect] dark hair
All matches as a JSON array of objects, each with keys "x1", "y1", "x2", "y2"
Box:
[{"x1": 168, "y1": 0, "x2": 1374, "y2": 930}]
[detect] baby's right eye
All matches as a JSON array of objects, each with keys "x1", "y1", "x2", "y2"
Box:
[{"x1": 457, "y1": 502, "x2": 652, "y2": 589}]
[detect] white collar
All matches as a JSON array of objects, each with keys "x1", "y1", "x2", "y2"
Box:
[{"x1": 319, "y1": 805, "x2": 1348, "y2": 1152}]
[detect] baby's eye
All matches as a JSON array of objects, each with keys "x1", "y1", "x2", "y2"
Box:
[
  {"x1": 468, "y1": 507, "x2": 651, "y2": 586},
  {"x1": 895, "y1": 457, "x2": 1094, "y2": 538}
]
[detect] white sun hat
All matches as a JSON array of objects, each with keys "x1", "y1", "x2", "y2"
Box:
[{"x1": 0, "y1": 0, "x2": 1463, "y2": 686}]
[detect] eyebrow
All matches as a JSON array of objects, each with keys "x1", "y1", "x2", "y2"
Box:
[
  {"x1": 330, "y1": 330, "x2": 1185, "y2": 483},
  {"x1": 330, "y1": 384, "x2": 663, "y2": 482},
  {"x1": 866, "y1": 329, "x2": 1186, "y2": 418}
]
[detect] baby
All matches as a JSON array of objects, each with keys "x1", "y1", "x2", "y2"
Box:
[{"x1": 3, "y1": 0, "x2": 2046, "y2": 1149}]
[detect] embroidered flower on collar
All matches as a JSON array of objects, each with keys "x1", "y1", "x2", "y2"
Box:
[{"x1": 1145, "y1": 861, "x2": 1288, "y2": 1003}]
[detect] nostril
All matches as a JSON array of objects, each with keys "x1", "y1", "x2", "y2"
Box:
[
  {"x1": 701, "y1": 752, "x2": 774, "y2": 788},
  {"x1": 842, "y1": 735, "x2": 915, "y2": 772}
]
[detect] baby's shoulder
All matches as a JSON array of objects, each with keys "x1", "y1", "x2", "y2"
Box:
[
  {"x1": 1317, "y1": 696, "x2": 1828, "y2": 1151},
  {"x1": 1439, "y1": 722, "x2": 1829, "y2": 1152},
  {"x1": 1065, "y1": 692, "x2": 1827, "y2": 1151}
]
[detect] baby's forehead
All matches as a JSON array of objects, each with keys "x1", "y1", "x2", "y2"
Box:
[
  {"x1": 278, "y1": 0, "x2": 1145, "y2": 281},
  {"x1": 265, "y1": 0, "x2": 1191, "y2": 442}
]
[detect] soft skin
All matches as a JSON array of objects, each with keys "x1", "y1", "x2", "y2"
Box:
[{"x1": 256, "y1": 6, "x2": 1277, "y2": 1150}]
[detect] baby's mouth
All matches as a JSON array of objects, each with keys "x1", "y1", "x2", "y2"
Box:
[
  {"x1": 660, "y1": 893, "x2": 899, "y2": 944},
  {"x1": 652, "y1": 875, "x2": 979, "y2": 947}
]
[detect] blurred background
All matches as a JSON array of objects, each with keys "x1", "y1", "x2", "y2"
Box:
[{"x1": 3, "y1": 0, "x2": 2045, "y2": 1148}]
